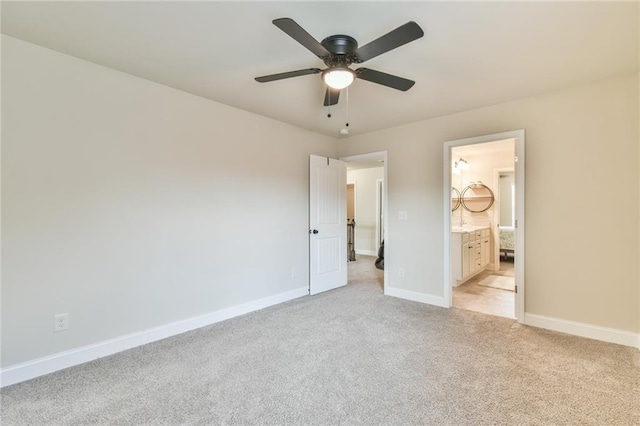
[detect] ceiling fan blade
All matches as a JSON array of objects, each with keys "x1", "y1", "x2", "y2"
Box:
[
  {"x1": 356, "y1": 68, "x2": 415, "y2": 91},
  {"x1": 323, "y1": 87, "x2": 340, "y2": 106},
  {"x1": 273, "y1": 18, "x2": 331, "y2": 59},
  {"x1": 255, "y1": 68, "x2": 322, "y2": 83},
  {"x1": 354, "y1": 21, "x2": 424, "y2": 63}
]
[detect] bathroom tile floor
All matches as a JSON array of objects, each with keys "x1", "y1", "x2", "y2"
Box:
[{"x1": 453, "y1": 256, "x2": 515, "y2": 319}]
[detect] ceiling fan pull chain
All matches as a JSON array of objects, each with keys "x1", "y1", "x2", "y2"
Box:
[{"x1": 345, "y1": 87, "x2": 349, "y2": 127}]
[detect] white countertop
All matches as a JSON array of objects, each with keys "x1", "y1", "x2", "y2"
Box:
[{"x1": 451, "y1": 225, "x2": 490, "y2": 233}]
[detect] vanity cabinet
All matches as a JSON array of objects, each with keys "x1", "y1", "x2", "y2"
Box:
[
  {"x1": 461, "y1": 241, "x2": 470, "y2": 279},
  {"x1": 452, "y1": 227, "x2": 491, "y2": 285},
  {"x1": 480, "y1": 233, "x2": 490, "y2": 266}
]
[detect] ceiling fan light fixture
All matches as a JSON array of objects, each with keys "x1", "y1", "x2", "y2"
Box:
[{"x1": 322, "y1": 67, "x2": 355, "y2": 90}]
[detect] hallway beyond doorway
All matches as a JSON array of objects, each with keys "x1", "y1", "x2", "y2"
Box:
[{"x1": 348, "y1": 255, "x2": 383, "y2": 292}]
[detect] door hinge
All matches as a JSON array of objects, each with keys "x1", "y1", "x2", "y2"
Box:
[
  {"x1": 515, "y1": 219, "x2": 518, "y2": 229},
  {"x1": 327, "y1": 157, "x2": 330, "y2": 165},
  {"x1": 515, "y1": 285, "x2": 518, "y2": 294}
]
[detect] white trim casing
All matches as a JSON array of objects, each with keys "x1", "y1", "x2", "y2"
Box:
[
  {"x1": 514, "y1": 131, "x2": 525, "y2": 322},
  {"x1": 525, "y1": 313, "x2": 640, "y2": 351},
  {"x1": 443, "y1": 146, "x2": 452, "y2": 308},
  {"x1": 0, "y1": 287, "x2": 309, "y2": 388},
  {"x1": 375, "y1": 178, "x2": 384, "y2": 248}
]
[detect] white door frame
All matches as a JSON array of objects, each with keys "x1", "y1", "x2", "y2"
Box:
[
  {"x1": 443, "y1": 130, "x2": 525, "y2": 323},
  {"x1": 375, "y1": 178, "x2": 384, "y2": 248},
  {"x1": 341, "y1": 151, "x2": 388, "y2": 294}
]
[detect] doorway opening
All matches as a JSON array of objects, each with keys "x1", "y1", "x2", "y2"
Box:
[
  {"x1": 444, "y1": 131, "x2": 525, "y2": 322},
  {"x1": 347, "y1": 183, "x2": 356, "y2": 262},
  {"x1": 341, "y1": 151, "x2": 388, "y2": 294}
]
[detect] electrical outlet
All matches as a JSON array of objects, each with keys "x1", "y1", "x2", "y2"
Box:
[
  {"x1": 54, "y1": 313, "x2": 69, "y2": 332},
  {"x1": 398, "y1": 268, "x2": 405, "y2": 278}
]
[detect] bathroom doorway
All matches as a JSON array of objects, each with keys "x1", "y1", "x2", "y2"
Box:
[{"x1": 444, "y1": 131, "x2": 525, "y2": 322}]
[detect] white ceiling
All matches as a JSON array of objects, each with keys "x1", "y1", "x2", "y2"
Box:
[{"x1": 2, "y1": 1, "x2": 638, "y2": 138}]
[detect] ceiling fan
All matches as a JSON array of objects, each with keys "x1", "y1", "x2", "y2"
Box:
[{"x1": 255, "y1": 18, "x2": 424, "y2": 106}]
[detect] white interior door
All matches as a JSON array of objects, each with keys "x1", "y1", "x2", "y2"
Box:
[{"x1": 309, "y1": 155, "x2": 347, "y2": 295}]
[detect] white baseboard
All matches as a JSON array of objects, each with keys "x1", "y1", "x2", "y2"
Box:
[
  {"x1": 0, "y1": 287, "x2": 309, "y2": 388},
  {"x1": 385, "y1": 286, "x2": 449, "y2": 308},
  {"x1": 525, "y1": 313, "x2": 640, "y2": 350},
  {"x1": 355, "y1": 249, "x2": 377, "y2": 257}
]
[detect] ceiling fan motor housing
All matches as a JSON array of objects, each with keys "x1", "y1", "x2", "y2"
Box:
[{"x1": 321, "y1": 35, "x2": 358, "y2": 67}]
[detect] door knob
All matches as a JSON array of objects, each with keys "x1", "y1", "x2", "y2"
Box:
[{"x1": 309, "y1": 229, "x2": 319, "y2": 234}]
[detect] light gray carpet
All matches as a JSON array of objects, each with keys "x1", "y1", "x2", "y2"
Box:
[{"x1": 2, "y1": 256, "x2": 639, "y2": 425}]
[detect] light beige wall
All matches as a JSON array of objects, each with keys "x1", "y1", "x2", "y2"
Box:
[
  {"x1": 338, "y1": 73, "x2": 639, "y2": 333},
  {"x1": 347, "y1": 184, "x2": 355, "y2": 220},
  {"x1": 1, "y1": 36, "x2": 338, "y2": 367},
  {"x1": 347, "y1": 167, "x2": 384, "y2": 255}
]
